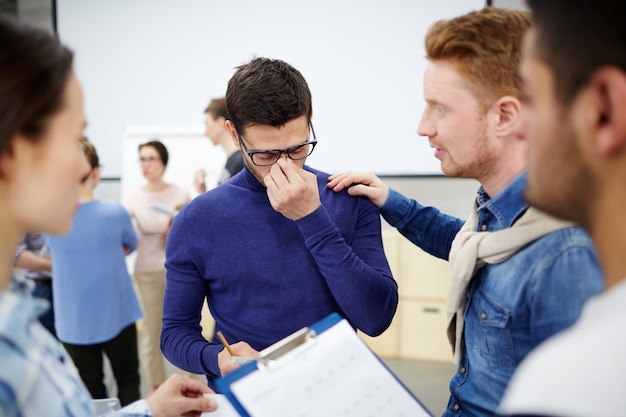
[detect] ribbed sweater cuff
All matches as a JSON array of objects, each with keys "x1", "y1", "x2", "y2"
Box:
[{"x1": 295, "y1": 204, "x2": 333, "y2": 238}]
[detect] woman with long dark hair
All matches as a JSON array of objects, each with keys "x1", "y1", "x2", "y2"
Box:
[{"x1": 0, "y1": 15, "x2": 216, "y2": 417}]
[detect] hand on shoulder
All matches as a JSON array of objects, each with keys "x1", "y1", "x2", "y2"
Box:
[{"x1": 327, "y1": 171, "x2": 389, "y2": 208}]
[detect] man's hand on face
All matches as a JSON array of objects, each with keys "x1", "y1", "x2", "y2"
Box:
[{"x1": 264, "y1": 158, "x2": 321, "y2": 220}]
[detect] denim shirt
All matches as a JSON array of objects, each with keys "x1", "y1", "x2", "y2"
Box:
[
  {"x1": 380, "y1": 172, "x2": 603, "y2": 417},
  {"x1": 0, "y1": 276, "x2": 152, "y2": 417}
]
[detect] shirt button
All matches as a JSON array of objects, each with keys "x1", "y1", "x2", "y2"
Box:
[
  {"x1": 454, "y1": 404, "x2": 460, "y2": 411},
  {"x1": 481, "y1": 224, "x2": 487, "y2": 231},
  {"x1": 481, "y1": 312, "x2": 487, "y2": 319},
  {"x1": 460, "y1": 367, "x2": 466, "y2": 374}
]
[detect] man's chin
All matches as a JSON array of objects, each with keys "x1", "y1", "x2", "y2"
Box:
[
  {"x1": 524, "y1": 185, "x2": 548, "y2": 213},
  {"x1": 524, "y1": 186, "x2": 574, "y2": 223}
]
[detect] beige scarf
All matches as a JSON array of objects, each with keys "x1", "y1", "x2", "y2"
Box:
[{"x1": 446, "y1": 201, "x2": 573, "y2": 364}]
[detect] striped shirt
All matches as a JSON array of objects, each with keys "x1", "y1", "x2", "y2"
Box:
[{"x1": 0, "y1": 275, "x2": 152, "y2": 417}]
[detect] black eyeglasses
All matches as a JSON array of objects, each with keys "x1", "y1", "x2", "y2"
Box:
[{"x1": 237, "y1": 122, "x2": 317, "y2": 166}]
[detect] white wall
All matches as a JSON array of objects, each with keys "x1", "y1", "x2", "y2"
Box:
[
  {"x1": 56, "y1": 0, "x2": 484, "y2": 179},
  {"x1": 16, "y1": 0, "x2": 492, "y2": 217},
  {"x1": 491, "y1": 0, "x2": 528, "y2": 11}
]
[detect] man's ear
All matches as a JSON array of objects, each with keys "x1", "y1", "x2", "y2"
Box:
[
  {"x1": 493, "y1": 96, "x2": 523, "y2": 139},
  {"x1": 589, "y1": 67, "x2": 626, "y2": 157},
  {"x1": 225, "y1": 120, "x2": 241, "y2": 149}
]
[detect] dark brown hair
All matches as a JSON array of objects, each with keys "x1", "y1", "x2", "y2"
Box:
[
  {"x1": 79, "y1": 137, "x2": 100, "y2": 169},
  {"x1": 527, "y1": 0, "x2": 626, "y2": 105},
  {"x1": 204, "y1": 97, "x2": 228, "y2": 120},
  {"x1": 139, "y1": 140, "x2": 169, "y2": 167},
  {"x1": 225, "y1": 57, "x2": 312, "y2": 134},
  {"x1": 0, "y1": 16, "x2": 74, "y2": 157}
]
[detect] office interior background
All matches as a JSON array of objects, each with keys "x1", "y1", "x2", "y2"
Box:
[
  {"x1": 5, "y1": 0, "x2": 527, "y2": 218},
  {"x1": 3, "y1": 0, "x2": 528, "y2": 414}
]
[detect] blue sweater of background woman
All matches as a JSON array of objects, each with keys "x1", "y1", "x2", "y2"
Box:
[
  {"x1": 162, "y1": 165, "x2": 398, "y2": 389},
  {"x1": 45, "y1": 201, "x2": 142, "y2": 344}
]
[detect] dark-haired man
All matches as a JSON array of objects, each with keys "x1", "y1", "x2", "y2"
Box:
[
  {"x1": 498, "y1": 1, "x2": 626, "y2": 416},
  {"x1": 162, "y1": 57, "x2": 398, "y2": 391},
  {"x1": 196, "y1": 97, "x2": 244, "y2": 193}
]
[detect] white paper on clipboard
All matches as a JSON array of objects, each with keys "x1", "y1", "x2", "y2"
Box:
[
  {"x1": 218, "y1": 315, "x2": 433, "y2": 417},
  {"x1": 201, "y1": 394, "x2": 239, "y2": 417}
]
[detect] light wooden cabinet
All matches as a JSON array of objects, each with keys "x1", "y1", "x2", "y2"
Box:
[
  {"x1": 399, "y1": 300, "x2": 451, "y2": 362},
  {"x1": 359, "y1": 228, "x2": 453, "y2": 363},
  {"x1": 399, "y1": 241, "x2": 450, "y2": 299}
]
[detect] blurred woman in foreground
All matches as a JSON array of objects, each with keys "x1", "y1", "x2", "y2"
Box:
[{"x1": 0, "y1": 15, "x2": 216, "y2": 417}]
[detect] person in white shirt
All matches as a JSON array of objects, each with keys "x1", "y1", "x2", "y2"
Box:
[{"x1": 497, "y1": 1, "x2": 626, "y2": 416}]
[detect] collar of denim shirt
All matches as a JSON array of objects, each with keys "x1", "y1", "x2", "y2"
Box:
[{"x1": 475, "y1": 171, "x2": 529, "y2": 232}]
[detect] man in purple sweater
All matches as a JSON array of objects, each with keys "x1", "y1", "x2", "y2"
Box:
[{"x1": 162, "y1": 57, "x2": 398, "y2": 390}]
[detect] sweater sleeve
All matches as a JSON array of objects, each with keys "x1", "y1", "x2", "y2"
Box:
[
  {"x1": 161, "y1": 209, "x2": 224, "y2": 380},
  {"x1": 295, "y1": 199, "x2": 398, "y2": 337}
]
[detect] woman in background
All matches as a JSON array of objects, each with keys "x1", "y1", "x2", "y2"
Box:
[
  {"x1": 0, "y1": 15, "x2": 216, "y2": 417},
  {"x1": 13, "y1": 233, "x2": 56, "y2": 337},
  {"x1": 123, "y1": 140, "x2": 190, "y2": 392},
  {"x1": 45, "y1": 138, "x2": 142, "y2": 406}
]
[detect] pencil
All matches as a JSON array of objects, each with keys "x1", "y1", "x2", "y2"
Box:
[{"x1": 217, "y1": 331, "x2": 236, "y2": 356}]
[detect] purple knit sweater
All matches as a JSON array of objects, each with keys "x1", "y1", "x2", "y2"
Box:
[{"x1": 162, "y1": 166, "x2": 398, "y2": 390}]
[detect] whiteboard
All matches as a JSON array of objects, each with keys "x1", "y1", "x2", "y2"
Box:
[{"x1": 57, "y1": 0, "x2": 485, "y2": 177}]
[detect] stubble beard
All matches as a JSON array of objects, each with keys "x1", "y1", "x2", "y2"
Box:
[
  {"x1": 525, "y1": 118, "x2": 596, "y2": 229},
  {"x1": 443, "y1": 120, "x2": 496, "y2": 181}
]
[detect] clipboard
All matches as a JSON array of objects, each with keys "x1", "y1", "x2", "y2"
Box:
[{"x1": 216, "y1": 313, "x2": 433, "y2": 417}]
